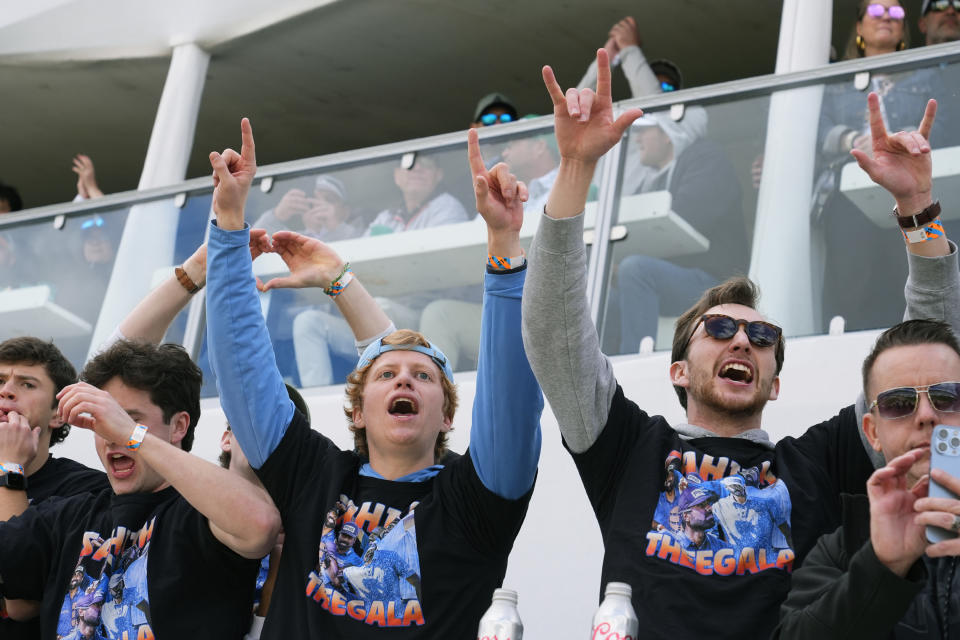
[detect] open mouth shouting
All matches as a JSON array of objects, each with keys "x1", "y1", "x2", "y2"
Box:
[
  {"x1": 388, "y1": 397, "x2": 419, "y2": 417},
  {"x1": 719, "y1": 361, "x2": 754, "y2": 385},
  {"x1": 107, "y1": 451, "x2": 136, "y2": 479}
]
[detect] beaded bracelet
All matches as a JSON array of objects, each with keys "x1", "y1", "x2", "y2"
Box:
[{"x1": 324, "y1": 263, "x2": 355, "y2": 298}]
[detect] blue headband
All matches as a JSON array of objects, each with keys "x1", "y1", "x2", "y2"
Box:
[{"x1": 356, "y1": 339, "x2": 455, "y2": 383}]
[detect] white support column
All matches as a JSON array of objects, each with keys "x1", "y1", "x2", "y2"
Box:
[
  {"x1": 749, "y1": 0, "x2": 832, "y2": 336},
  {"x1": 88, "y1": 43, "x2": 210, "y2": 356}
]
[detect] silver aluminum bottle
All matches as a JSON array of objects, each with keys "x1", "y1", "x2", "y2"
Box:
[
  {"x1": 591, "y1": 582, "x2": 638, "y2": 639},
  {"x1": 477, "y1": 588, "x2": 523, "y2": 640}
]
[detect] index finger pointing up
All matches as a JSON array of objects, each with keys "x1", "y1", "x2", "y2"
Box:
[
  {"x1": 918, "y1": 99, "x2": 938, "y2": 141},
  {"x1": 542, "y1": 65, "x2": 566, "y2": 107},
  {"x1": 240, "y1": 117, "x2": 256, "y2": 165},
  {"x1": 866, "y1": 92, "x2": 888, "y2": 143},
  {"x1": 467, "y1": 128, "x2": 488, "y2": 179}
]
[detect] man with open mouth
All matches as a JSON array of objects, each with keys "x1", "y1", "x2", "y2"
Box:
[
  {"x1": 522, "y1": 49, "x2": 960, "y2": 638},
  {"x1": 205, "y1": 120, "x2": 542, "y2": 637}
]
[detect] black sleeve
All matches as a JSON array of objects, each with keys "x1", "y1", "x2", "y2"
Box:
[
  {"x1": 437, "y1": 452, "x2": 533, "y2": 557},
  {"x1": 793, "y1": 405, "x2": 875, "y2": 497},
  {"x1": 255, "y1": 410, "x2": 340, "y2": 515},
  {"x1": 774, "y1": 532, "x2": 925, "y2": 639},
  {"x1": 569, "y1": 386, "x2": 664, "y2": 524},
  {"x1": 0, "y1": 498, "x2": 70, "y2": 600}
]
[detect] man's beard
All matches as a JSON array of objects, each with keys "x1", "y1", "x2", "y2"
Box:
[{"x1": 688, "y1": 366, "x2": 773, "y2": 420}]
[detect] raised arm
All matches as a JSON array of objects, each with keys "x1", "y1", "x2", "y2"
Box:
[
  {"x1": 522, "y1": 49, "x2": 642, "y2": 453},
  {"x1": 466, "y1": 129, "x2": 543, "y2": 499},
  {"x1": 57, "y1": 381, "x2": 281, "y2": 558},
  {"x1": 205, "y1": 119, "x2": 295, "y2": 469}
]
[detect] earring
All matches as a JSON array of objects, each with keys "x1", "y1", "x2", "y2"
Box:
[
  {"x1": 856, "y1": 34, "x2": 866, "y2": 52},
  {"x1": 897, "y1": 40, "x2": 906, "y2": 51}
]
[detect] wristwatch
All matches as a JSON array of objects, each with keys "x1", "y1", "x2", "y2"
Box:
[
  {"x1": 0, "y1": 462, "x2": 27, "y2": 490},
  {"x1": 893, "y1": 201, "x2": 941, "y2": 229}
]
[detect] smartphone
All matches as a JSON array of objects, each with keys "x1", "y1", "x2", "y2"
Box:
[{"x1": 927, "y1": 425, "x2": 960, "y2": 543}]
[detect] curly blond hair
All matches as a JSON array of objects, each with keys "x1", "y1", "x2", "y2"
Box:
[{"x1": 343, "y1": 329, "x2": 458, "y2": 460}]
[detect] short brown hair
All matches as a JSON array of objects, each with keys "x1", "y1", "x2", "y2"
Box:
[
  {"x1": 0, "y1": 337, "x2": 77, "y2": 446},
  {"x1": 671, "y1": 277, "x2": 785, "y2": 409},
  {"x1": 343, "y1": 330, "x2": 458, "y2": 460},
  {"x1": 82, "y1": 341, "x2": 202, "y2": 452}
]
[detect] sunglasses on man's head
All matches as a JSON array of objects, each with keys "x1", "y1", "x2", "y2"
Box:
[
  {"x1": 865, "y1": 3, "x2": 906, "y2": 19},
  {"x1": 686, "y1": 314, "x2": 782, "y2": 351},
  {"x1": 480, "y1": 113, "x2": 514, "y2": 126},
  {"x1": 870, "y1": 382, "x2": 960, "y2": 419},
  {"x1": 926, "y1": 0, "x2": 960, "y2": 13}
]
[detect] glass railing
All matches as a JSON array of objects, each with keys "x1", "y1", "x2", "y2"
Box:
[
  {"x1": 596, "y1": 44, "x2": 960, "y2": 357},
  {"x1": 3, "y1": 43, "x2": 959, "y2": 393}
]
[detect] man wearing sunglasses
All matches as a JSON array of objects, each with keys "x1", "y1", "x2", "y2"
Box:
[
  {"x1": 920, "y1": 0, "x2": 960, "y2": 45},
  {"x1": 524, "y1": 49, "x2": 958, "y2": 638},
  {"x1": 777, "y1": 320, "x2": 960, "y2": 638}
]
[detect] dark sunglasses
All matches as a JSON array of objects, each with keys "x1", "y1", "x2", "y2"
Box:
[
  {"x1": 870, "y1": 382, "x2": 960, "y2": 419},
  {"x1": 686, "y1": 314, "x2": 782, "y2": 351},
  {"x1": 480, "y1": 113, "x2": 514, "y2": 126},
  {"x1": 865, "y1": 3, "x2": 906, "y2": 19},
  {"x1": 926, "y1": 0, "x2": 960, "y2": 13}
]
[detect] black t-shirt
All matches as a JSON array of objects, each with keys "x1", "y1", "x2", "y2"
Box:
[
  {"x1": 255, "y1": 411, "x2": 531, "y2": 638},
  {"x1": 572, "y1": 385, "x2": 874, "y2": 639},
  {"x1": 0, "y1": 486, "x2": 258, "y2": 640},
  {"x1": 28, "y1": 455, "x2": 110, "y2": 505},
  {"x1": 0, "y1": 455, "x2": 108, "y2": 640}
]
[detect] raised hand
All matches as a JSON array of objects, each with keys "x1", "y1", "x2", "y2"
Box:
[
  {"x1": 542, "y1": 48, "x2": 643, "y2": 166},
  {"x1": 72, "y1": 154, "x2": 104, "y2": 199},
  {"x1": 467, "y1": 129, "x2": 527, "y2": 237},
  {"x1": 851, "y1": 93, "x2": 936, "y2": 214},
  {"x1": 0, "y1": 411, "x2": 40, "y2": 467},
  {"x1": 609, "y1": 16, "x2": 641, "y2": 50},
  {"x1": 210, "y1": 118, "x2": 257, "y2": 231},
  {"x1": 56, "y1": 382, "x2": 138, "y2": 446},
  {"x1": 259, "y1": 230, "x2": 345, "y2": 291},
  {"x1": 868, "y1": 447, "x2": 929, "y2": 576}
]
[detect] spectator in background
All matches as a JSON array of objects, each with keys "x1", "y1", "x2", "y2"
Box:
[
  {"x1": 919, "y1": 0, "x2": 960, "y2": 45},
  {"x1": 292, "y1": 152, "x2": 468, "y2": 387},
  {"x1": 614, "y1": 112, "x2": 745, "y2": 351},
  {"x1": 471, "y1": 92, "x2": 518, "y2": 128},
  {"x1": 842, "y1": 0, "x2": 909, "y2": 59},
  {"x1": 72, "y1": 155, "x2": 104, "y2": 200},
  {"x1": 578, "y1": 16, "x2": 684, "y2": 98},
  {"x1": 0, "y1": 182, "x2": 23, "y2": 213},
  {"x1": 253, "y1": 175, "x2": 360, "y2": 242}
]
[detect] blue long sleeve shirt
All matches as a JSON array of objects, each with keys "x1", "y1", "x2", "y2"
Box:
[{"x1": 205, "y1": 222, "x2": 542, "y2": 499}]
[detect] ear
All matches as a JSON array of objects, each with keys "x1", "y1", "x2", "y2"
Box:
[
  {"x1": 918, "y1": 15, "x2": 928, "y2": 34},
  {"x1": 168, "y1": 411, "x2": 190, "y2": 447},
  {"x1": 768, "y1": 376, "x2": 780, "y2": 402},
  {"x1": 393, "y1": 166, "x2": 404, "y2": 186},
  {"x1": 669, "y1": 360, "x2": 689, "y2": 390},
  {"x1": 47, "y1": 411, "x2": 64, "y2": 431},
  {"x1": 219, "y1": 429, "x2": 231, "y2": 453},
  {"x1": 439, "y1": 414, "x2": 452, "y2": 433},
  {"x1": 352, "y1": 406, "x2": 366, "y2": 430},
  {"x1": 862, "y1": 412, "x2": 883, "y2": 452}
]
